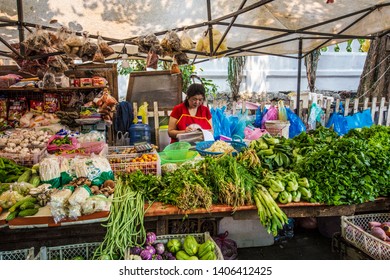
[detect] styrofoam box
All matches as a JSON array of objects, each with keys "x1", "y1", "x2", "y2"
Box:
[{"x1": 218, "y1": 217, "x2": 274, "y2": 248}]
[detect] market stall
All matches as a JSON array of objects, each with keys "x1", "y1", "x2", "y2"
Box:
[{"x1": 0, "y1": 0, "x2": 390, "y2": 261}]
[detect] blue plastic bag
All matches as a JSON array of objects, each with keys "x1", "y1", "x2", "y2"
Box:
[
  {"x1": 211, "y1": 107, "x2": 232, "y2": 139},
  {"x1": 254, "y1": 106, "x2": 268, "y2": 128},
  {"x1": 346, "y1": 109, "x2": 373, "y2": 130},
  {"x1": 326, "y1": 112, "x2": 349, "y2": 136},
  {"x1": 286, "y1": 108, "x2": 306, "y2": 138}
]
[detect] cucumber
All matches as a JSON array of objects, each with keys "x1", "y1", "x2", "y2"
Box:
[
  {"x1": 19, "y1": 201, "x2": 36, "y2": 210},
  {"x1": 18, "y1": 208, "x2": 39, "y2": 217},
  {"x1": 29, "y1": 175, "x2": 41, "y2": 187},
  {"x1": 6, "y1": 211, "x2": 19, "y2": 221},
  {"x1": 17, "y1": 169, "x2": 32, "y2": 183},
  {"x1": 8, "y1": 197, "x2": 37, "y2": 213}
]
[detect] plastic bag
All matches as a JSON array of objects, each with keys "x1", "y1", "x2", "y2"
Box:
[
  {"x1": 346, "y1": 109, "x2": 373, "y2": 130},
  {"x1": 42, "y1": 68, "x2": 57, "y2": 89},
  {"x1": 213, "y1": 231, "x2": 238, "y2": 260},
  {"x1": 136, "y1": 102, "x2": 149, "y2": 124},
  {"x1": 49, "y1": 186, "x2": 74, "y2": 223},
  {"x1": 73, "y1": 155, "x2": 114, "y2": 186},
  {"x1": 229, "y1": 110, "x2": 248, "y2": 140},
  {"x1": 278, "y1": 100, "x2": 288, "y2": 121},
  {"x1": 92, "y1": 44, "x2": 105, "y2": 63},
  {"x1": 180, "y1": 29, "x2": 195, "y2": 50},
  {"x1": 160, "y1": 30, "x2": 181, "y2": 56},
  {"x1": 308, "y1": 103, "x2": 324, "y2": 130},
  {"x1": 326, "y1": 112, "x2": 349, "y2": 136},
  {"x1": 146, "y1": 50, "x2": 158, "y2": 69},
  {"x1": 244, "y1": 126, "x2": 269, "y2": 140},
  {"x1": 286, "y1": 108, "x2": 306, "y2": 138},
  {"x1": 211, "y1": 107, "x2": 232, "y2": 139},
  {"x1": 254, "y1": 106, "x2": 267, "y2": 128},
  {"x1": 82, "y1": 194, "x2": 111, "y2": 215},
  {"x1": 97, "y1": 33, "x2": 115, "y2": 57},
  {"x1": 39, "y1": 156, "x2": 61, "y2": 188},
  {"x1": 261, "y1": 105, "x2": 278, "y2": 129}
]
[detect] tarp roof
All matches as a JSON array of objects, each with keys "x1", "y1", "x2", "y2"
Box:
[{"x1": 1, "y1": 0, "x2": 390, "y2": 61}]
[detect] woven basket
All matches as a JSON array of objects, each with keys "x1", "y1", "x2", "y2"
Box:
[
  {"x1": 196, "y1": 140, "x2": 246, "y2": 157},
  {"x1": 341, "y1": 213, "x2": 390, "y2": 260}
]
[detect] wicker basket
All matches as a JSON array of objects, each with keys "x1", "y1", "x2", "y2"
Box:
[
  {"x1": 153, "y1": 232, "x2": 224, "y2": 260},
  {"x1": 196, "y1": 140, "x2": 246, "y2": 157},
  {"x1": 0, "y1": 247, "x2": 36, "y2": 260},
  {"x1": 39, "y1": 242, "x2": 100, "y2": 260},
  {"x1": 341, "y1": 213, "x2": 390, "y2": 260}
]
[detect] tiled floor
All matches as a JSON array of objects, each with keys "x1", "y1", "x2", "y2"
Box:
[{"x1": 236, "y1": 226, "x2": 340, "y2": 260}]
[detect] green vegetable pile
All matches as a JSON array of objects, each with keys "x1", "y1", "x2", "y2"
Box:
[{"x1": 294, "y1": 125, "x2": 390, "y2": 205}]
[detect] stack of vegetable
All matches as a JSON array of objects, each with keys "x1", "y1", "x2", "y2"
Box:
[
  {"x1": 261, "y1": 169, "x2": 311, "y2": 204},
  {"x1": 294, "y1": 125, "x2": 390, "y2": 205},
  {"x1": 127, "y1": 233, "x2": 218, "y2": 260},
  {"x1": 0, "y1": 157, "x2": 30, "y2": 183}
]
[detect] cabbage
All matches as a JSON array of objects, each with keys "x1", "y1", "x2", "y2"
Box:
[
  {"x1": 145, "y1": 245, "x2": 156, "y2": 255},
  {"x1": 130, "y1": 246, "x2": 142, "y2": 255},
  {"x1": 152, "y1": 254, "x2": 163, "y2": 260},
  {"x1": 140, "y1": 249, "x2": 152, "y2": 260},
  {"x1": 154, "y1": 242, "x2": 165, "y2": 255},
  {"x1": 145, "y1": 232, "x2": 157, "y2": 245}
]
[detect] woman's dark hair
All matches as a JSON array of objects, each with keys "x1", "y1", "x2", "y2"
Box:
[{"x1": 184, "y1": 83, "x2": 206, "y2": 107}]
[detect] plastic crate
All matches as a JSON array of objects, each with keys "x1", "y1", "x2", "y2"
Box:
[
  {"x1": 39, "y1": 242, "x2": 100, "y2": 260},
  {"x1": 107, "y1": 146, "x2": 161, "y2": 175},
  {"x1": 196, "y1": 140, "x2": 246, "y2": 157},
  {"x1": 0, "y1": 148, "x2": 46, "y2": 167},
  {"x1": 0, "y1": 247, "x2": 35, "y2": 260},
  {"x1": 154, "y1": 232, "x2": 224, "y2": 260},
  {"x1": 341, "y1": 213, "x2": 390, "y2": 260}
]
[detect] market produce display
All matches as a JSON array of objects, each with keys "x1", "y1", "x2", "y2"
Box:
[{"x1": 0, "y1": 123, "x2": 389, "y2": 260}]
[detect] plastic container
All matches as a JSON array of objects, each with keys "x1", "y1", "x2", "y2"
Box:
[
  {"x1": 196, "y1": 140, "x2": 247, "y2": 157},
  {"x1": 265, "y1": 120, "x2": 290, "y2": 138},
  {"x1": 163, "y1": 141, "x2": 191, "y2": 160},
  {"x1": 0, "y1": 247, "x2": 36, "y2": 260},
  {"x1": 129, "y1": 116, "x2": 151, "y2": 145},
  {"x1": 159, "y1": 150, "x2": 198, "y2": 164},
  {"x1": 39, "y1": 242, "x2": 100, "y2": 260},
  {"x1": 158, "y1": 125, "x2": 170, "y2": 151}
]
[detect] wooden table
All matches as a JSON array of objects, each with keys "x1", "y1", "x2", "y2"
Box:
[{"x1": 1, "y1": 198, "x2": 389, "y2": 252}]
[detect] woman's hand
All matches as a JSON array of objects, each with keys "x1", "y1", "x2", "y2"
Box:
[{"x1": 186, "y1": 124, "x2": 202, "y2": 132}]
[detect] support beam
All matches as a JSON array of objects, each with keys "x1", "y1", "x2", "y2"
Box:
[
  {"x1": 297, "y1": 39, "x2": 303, "y2": 116},
  {"x1": 16, "y1": 0, "x2": 25, "y2": 56}
]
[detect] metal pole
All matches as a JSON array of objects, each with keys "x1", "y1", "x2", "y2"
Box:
[
  {"x1": 296, "y1": 38, "x2": 303, "y2": 116},
  {"x1": 16, "y1": 0, "x2": 25, "y2": 56}
]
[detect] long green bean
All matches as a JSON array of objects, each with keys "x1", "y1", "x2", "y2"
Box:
[{"x1": 93, "y1": 177, "x2": 146, "y2": 260}]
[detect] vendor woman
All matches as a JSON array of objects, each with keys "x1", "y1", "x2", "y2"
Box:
[{"x1": 168, "y1": 83, "x2": 213, "y2": 143}]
